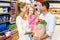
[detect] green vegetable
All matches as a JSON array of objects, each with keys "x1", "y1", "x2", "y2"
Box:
[
  {"x1": 7, "y1": 23, "x2": 17, "y2": 30},
  {"x1": 40, "y1": 20, "x2": 47, "y2": 25},
  {"x1": 36, "y1": 20, "x2": 47, "y2": 25}
]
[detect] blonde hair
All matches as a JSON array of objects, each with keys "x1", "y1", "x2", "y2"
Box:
[
  {"x1": 27, "y1": 6, "x2": 37, "y2": 16},
  {"x1": 18, "y1": 2, "x2": 26, "y2": 13}
]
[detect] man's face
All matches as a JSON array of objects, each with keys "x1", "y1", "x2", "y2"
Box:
[{"x1": 38, "y1": 3, "x2": 46, "y2": 12}]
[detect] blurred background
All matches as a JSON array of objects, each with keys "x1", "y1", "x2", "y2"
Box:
[{"x1": 0, "y1": 0, "x2": 60, "y2": 40}]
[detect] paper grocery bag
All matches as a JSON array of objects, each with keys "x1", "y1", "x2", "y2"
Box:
[{"x1": 32, "y1": 24, "x2": 45, "y2": 40}]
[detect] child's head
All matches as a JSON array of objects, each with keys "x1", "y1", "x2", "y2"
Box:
[
  {"x1": 18, "y1": 2, "x2": 27, "y2": 13},
  {"x1": 28, "y1": 6, "x2": 36, "y2": 15}
]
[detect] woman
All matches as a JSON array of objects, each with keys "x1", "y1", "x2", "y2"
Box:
[{"x1": 16, "y1": 2, "x2": 32, "y2": 40}]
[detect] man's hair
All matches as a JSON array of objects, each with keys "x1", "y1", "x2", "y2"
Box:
[{"x1": 41, "y1": 1, "x2": 49, "y2": 9}]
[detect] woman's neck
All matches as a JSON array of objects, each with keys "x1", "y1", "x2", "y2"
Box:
[
  {"x1": 20, "y1": 12, "x2": 26, "y2": 20},
  {"x1": 20, "y1": 12, "x2": 24, "y2": 18}
]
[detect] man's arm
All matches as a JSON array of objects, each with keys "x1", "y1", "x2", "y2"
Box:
[
  {"x1": 41, "y1": 33, "x2": 49, "y2": 40},
  {"x1": 34, "y1": 33, "x2": 49, "y2": 40},
  {"x1": 41, "y1": 16, "x2": 56, "y2": 40}
]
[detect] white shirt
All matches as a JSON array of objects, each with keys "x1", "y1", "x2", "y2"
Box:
[
  {"x1": 16, "y1": 16, "x2": 29, "y2": 40},
  {"x1": 39, "y1": 12, "x2": 56, "y2": 40}
]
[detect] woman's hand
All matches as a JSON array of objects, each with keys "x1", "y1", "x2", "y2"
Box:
[{"x1": 25, "y1": 31, "x2": 33, "y2": 34}]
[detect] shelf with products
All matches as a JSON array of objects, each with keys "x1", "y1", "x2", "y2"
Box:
[
  {"x1": 5, "y1": 27, "x2": 18, "y2": 36},
  {"x1": 49, "y1": 8, "x2": 60, "y2": 14},
  {"x1": 0, "y1": 0, "x2": 17, "y2": 3},
  {"x1": 8, "y1": 0, "x2": 18, "y2": 37},
  {"x1": 0, "y1": 17, "x2": 18, "y2": 40},
  {"x1": 0, "y1": 2, "x2": 10, "y2": 24},
  {"x1": 0, "y1": 27, "x2": 18, "y2": 40},
  {"x1": 0, "y1": 0, "x2": 10, "y2": 2},
  {"x1": 0, "y1": 14, "x2": 10, "y2": 24},
  {"x1": 11, "y1": 0, "x2": 17, "y2": 2},
  {"x1": 0, "y1": 21, "x2": 9, "y2": 24},
  {"x1": 0, "y1": 0, "x2": 18, "y2": 40},
  {"x1": 49, "y1": 2, "x2": 60, "y2": 24},
  {"x1": 0, "y1": 0, "x2": 11, "y2": 3},
  {"x1": 12, "y1": 32, "x2": 19, "y2": 40},
  {"x1": 0, "y1": 23, "x2": 18, "y2": 34},
  {"x1": 9, "y1": 2, "x2": 18, "y2": 24},
  {"x1": 0, "y1": 2, "x2": 10, "y2": 7},
  {"x1": 0, "y1": 23, "x2": 17, "y2": 33},
  {"x1": 56, "y1": 21, "x2": 60, "y2": 25},
  {"x1": 54, "y1": 14, "x2": 60, "y2": 17},
  {"x1": 0, "y1": 27, "x2": 17, "y2": 34},
  {"x1": 5, "y1": 32, "x2": 19, "y2": 40},
  {"x1": 0, "y1": 13, "x2": 9, "y2": 15},
  {"x1": 7, "y1": 23, "x2": 17, "y2": 30},
  {"x1": 0, "y1": 7, "x2": 9, "y2": 14},
  {"x1": 5, "y1": 28, "x2": 18, "y2": 40}
]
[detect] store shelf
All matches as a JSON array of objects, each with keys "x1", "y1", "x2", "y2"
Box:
[
  {"x1": 54, "y1": 14, "x2": 60, "y2": 17},
  {"x1": 49, "y1": 2, "x2": 60, "y2": 25},
  {"x1": 49, "y1": 1, "x2": 60, "y2": 3},
  {"x1": 0, "y1": 0, "x2": 17, "y2": 3},
  {"x1": 0, "y1": 1, "x2": 10, "y2": 3},
  {"x1": 0, "y1": 6, "x2": 10, "y2": 8},
  {"x1": 5, "y1": 32, "x2": 18, "y2": 40},
  {"x1": 56, "y1": 21, "x2": 60, "y2": 24},
  {"x1": 0, "y1": 0, "x2": 18, "y2": 40},
  {"x1": 11, "y1": 31, "x2": 18, "y2": 36},
  {"x1": 0, "y1": 30, "x2": 8, "y2": 33},
  {"x1": 11, "y1": 1, "x2": 17, "y2": 3},
  {"x1": 0, "y1": 2, "x2": 10, "y2": 7},
  {"x1": 50, "y1": 7, "x2": 60, "y2": 9},
  {"x1": 0, "y1": 27, "x2": 17, "y2": 33},
  {"x1": 0, "y1": 21, "x2": 9, "y2": 24},
  {"x1": 0, "y1": 13, "x2": 9, "y2": 15},
  {"x1": 0, "y1": 14, "x2": 10, "y2": 24},
  {"x1": 0, "y1": 20, "x2": 8, "y2": 23}
]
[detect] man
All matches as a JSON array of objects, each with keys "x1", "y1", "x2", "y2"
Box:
[{"x1": 35, "y1": 1, "x2": 56, "y2": 40}]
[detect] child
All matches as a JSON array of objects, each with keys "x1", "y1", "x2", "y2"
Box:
[{"x1": 28, "y1": 6, "x2": 36, "y2": 31}]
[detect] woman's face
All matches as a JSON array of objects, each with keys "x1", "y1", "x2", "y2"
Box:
[
  {"x1": 29, "y1": 8, "x2": 34, "y2": 15},
  {"x1": 21, "y1": 5, "x2": 27, "y2": 13}
]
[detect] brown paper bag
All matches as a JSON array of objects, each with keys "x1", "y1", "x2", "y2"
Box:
[{"x1": 32, "y1": 24, "x2": 45, "y2": 40}]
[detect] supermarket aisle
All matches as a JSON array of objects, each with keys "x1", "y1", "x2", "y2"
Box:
[{"x1": 52, "y1": 25, "x2": 60, "y2": 40}]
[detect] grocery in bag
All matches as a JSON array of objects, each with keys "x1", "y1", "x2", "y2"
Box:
[{"x1": 32, "y1": 20, "x2": 47, "y2": 40}]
